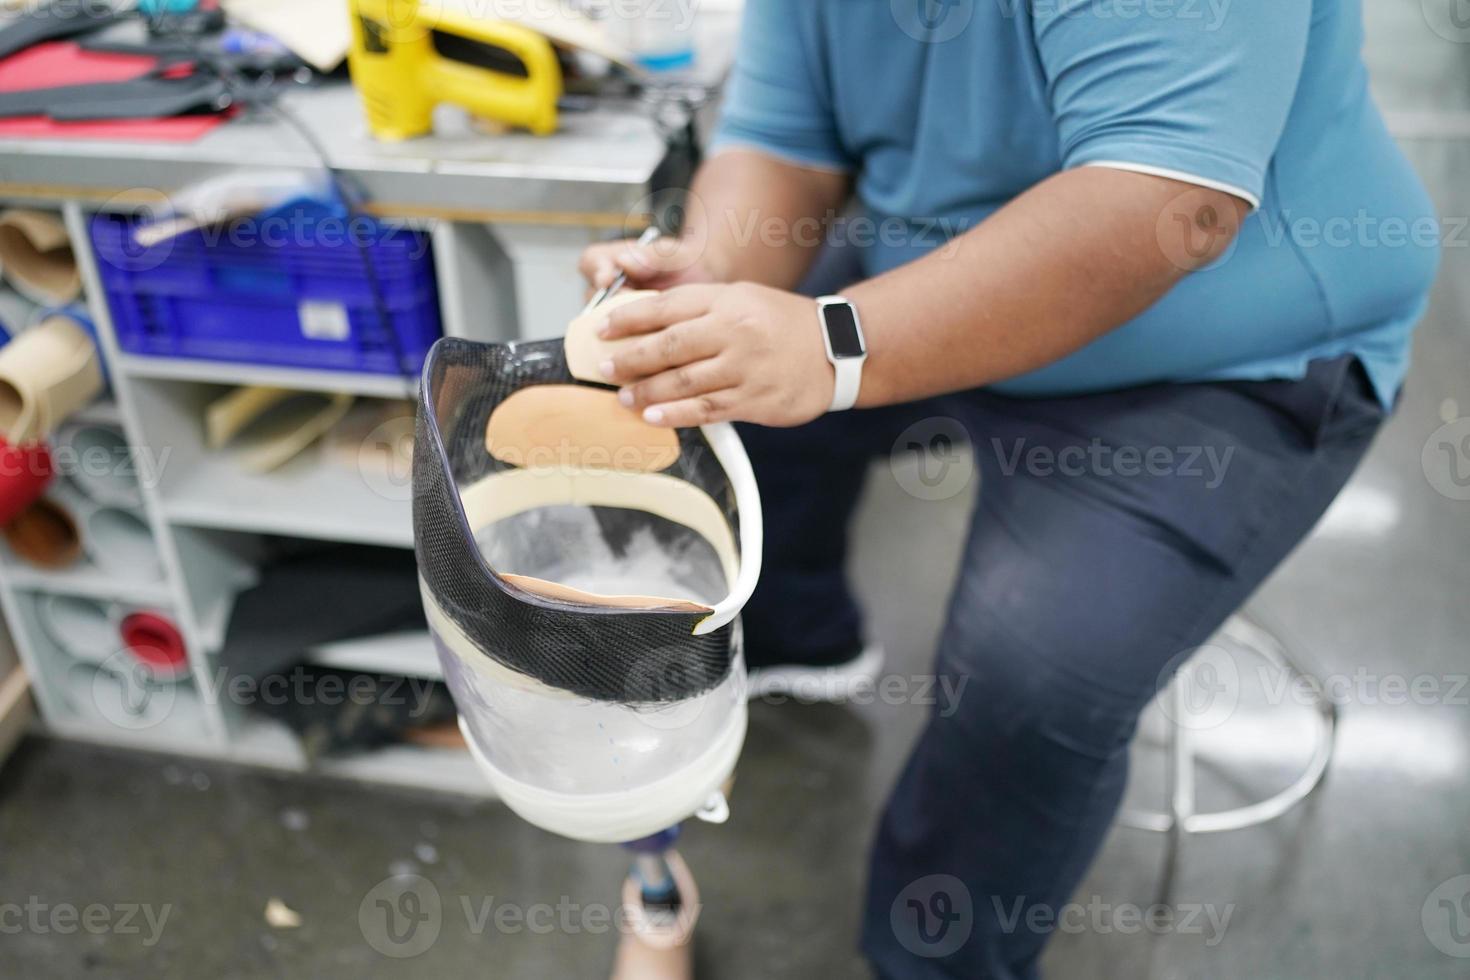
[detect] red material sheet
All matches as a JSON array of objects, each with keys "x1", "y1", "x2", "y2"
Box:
[{"x1": 0, "y1": 41, "x2": 228, "y2": 142}]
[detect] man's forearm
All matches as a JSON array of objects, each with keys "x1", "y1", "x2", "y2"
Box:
[
  {"x1": 845, "y1": 168, "x2": 1248, "y2": 407},
  {"x1": 682, "y1": 148, "x2": 850, "y2": 289}
]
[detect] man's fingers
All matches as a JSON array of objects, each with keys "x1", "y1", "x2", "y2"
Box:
[
  {"x1": 640, "y1": 389, "x2": 741, "y2": 428},
  {"x1": 618, "y1": 356, "x2": 738, "y2": 409},
  {"x1": 577, "y1": 246, "x2": 621, "y2": 289},
  {"x1": 601, "y1": 285, "x2": 716, "y2": 340},
  {"x1": 601, "y1": 316, "x2": 723, "y2": 383}
]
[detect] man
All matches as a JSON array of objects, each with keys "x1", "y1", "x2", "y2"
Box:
[{"x1": 580, "y1": 0, "x2": 1437, "y2": 975}]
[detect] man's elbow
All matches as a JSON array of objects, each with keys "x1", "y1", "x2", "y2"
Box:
[{"x1": 1152, "y1": 182, "x2": 1251, "y2": 274}]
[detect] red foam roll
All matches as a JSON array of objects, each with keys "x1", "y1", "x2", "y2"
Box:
[
  {"x1": 0, "y1": 436, "x2": 53, "y2": 527},
  {"x1": 119, "y1": 611, "x2": 189, "y2": 679}
]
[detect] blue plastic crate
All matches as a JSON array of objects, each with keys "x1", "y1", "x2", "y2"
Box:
[{"x1": 91, "y1": 205, "x2": 442, "y2": 377}]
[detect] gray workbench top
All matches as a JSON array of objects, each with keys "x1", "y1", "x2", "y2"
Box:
[
  {"x1": 0, "y1": 85, "x2": 670, "y2": 220},
  {"x1": 0, "y1": 10, "x2": 739, "y2": 223}
]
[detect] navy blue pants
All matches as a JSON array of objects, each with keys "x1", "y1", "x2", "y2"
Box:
[{"x1": 736, "y1": 352, "x2": 1386, "y2": 978}]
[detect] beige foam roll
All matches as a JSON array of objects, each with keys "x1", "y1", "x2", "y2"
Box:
[
  {"x1": 0, "y1": 316, "x2": 104, "y2": 444},
  {"x1": 0, "y1": 210, "x2": 81, "y2": 306},
  {"x1": 563, "y1": 288, "x2": 658, "y2": 384}
]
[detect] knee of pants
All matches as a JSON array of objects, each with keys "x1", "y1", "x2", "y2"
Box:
[{"x1": 931, "y1": 607, "x2": 1145, "y2": 765}]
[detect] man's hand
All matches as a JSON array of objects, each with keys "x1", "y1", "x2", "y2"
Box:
[
  {"x1": 577, "y1": 235, "x2": 718, "y2": 295},
  {"x1": 595, "y1": 283, "x2": 834, "y2": 429}
]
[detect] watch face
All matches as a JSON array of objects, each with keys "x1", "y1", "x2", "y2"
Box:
[{"x1": 823, "y1": 303, "x2": 865, "y2": 358}]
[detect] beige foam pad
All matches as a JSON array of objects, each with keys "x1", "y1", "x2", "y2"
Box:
[
  {"x1": 0, "y1": 210, "x2": 80, "y2": 306},
  {"x1": 500, "y1": 573, "x2": 710, "y2": 613},
  {"x1": 563, "y1": 289, "x2": 658, "y2": 384},
  {"x1": 205, "y1": 386, "x2": 356, "y2": 473},
  {"x1": 485, "y1": 384, "x2": 678, "y2": 472}
]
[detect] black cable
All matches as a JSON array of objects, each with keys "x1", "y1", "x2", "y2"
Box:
[{"x1": 146, "y1": 23, "x2": 414, "y2": 380}]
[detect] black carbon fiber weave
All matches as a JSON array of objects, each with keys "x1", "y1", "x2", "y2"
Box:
[{"x1": 413, "y1": 337, "x2": 739, "y2": 704}]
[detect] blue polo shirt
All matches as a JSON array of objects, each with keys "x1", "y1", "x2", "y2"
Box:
[{"x1": 712, "y1": 0, "x2": 1438, "y2": 406}]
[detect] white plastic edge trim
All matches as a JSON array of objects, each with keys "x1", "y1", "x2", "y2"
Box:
[
  {"x1": 693, "y1": 421, "x2": 763, "y2": 635},
  {"x1": 1081, "y1": 160, "x2": 1260, "y2": 211}
]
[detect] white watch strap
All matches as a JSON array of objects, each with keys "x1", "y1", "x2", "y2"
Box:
[{"x1": 829, "y1": 358, "x2": 862, "y2": 412}]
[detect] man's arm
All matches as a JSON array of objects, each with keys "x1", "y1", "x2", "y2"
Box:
[
  {"x1": 845, "y1": 167, "x2": 1245, "y2": 407},
  {"x1": 579, "y1": 148, "x2": 850, "y2": 293},
  {"x1": 595, "y1": 166, "x2": 1245, "y2": 427}
]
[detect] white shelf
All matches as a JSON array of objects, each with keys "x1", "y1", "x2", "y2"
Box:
[
  {"x1": 69, "y1": 398, "x2": 123, "y2": 427},
  {"x1": 0, "y1": 556, "x2": 173, "y2": 608},
  {"x1": 231, "y1": 718, "x2": 492, "y2": 798},
  {"x1": 159, "y1": 449, "x2": 413, "y2": 549},
  {"x1": 322, "y1": 744, "x2": 491, "y2": 798},
  {"x1": 49, "y1": 714, "x2": 225, "y2": 758},
  {"x1": 309, "y1": 630, "x2": 442, "y2": 680},
  {"x1": 118, "y1": 354, "x2": 417, "y2": 400}
]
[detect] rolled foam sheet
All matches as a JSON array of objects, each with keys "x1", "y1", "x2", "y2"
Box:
[{"x1": 0, "y1": 210, "x2": 81, "y2": 306}]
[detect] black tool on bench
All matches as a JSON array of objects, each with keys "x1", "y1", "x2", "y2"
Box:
[
  {"x1": 0, "y1": 5, "x2": 123, "y2": 61},
  {"x1": 0, "y1": 33, "x2": 307, "y2": 122}
]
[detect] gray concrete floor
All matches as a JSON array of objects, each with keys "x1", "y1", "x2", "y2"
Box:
[{"x1": 4, "y1": 3, "x2": 1470, "y2": 978}]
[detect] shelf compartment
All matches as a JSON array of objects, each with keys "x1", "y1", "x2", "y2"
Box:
[
  {"x1": 0, "y1": 557, "x2": 173, "y2": 607},
  {"x1": 307, "y1": 630, "x2": 441, "y2": 680},
  {"x1": 118, "y1": 354, "x2": 416, "y2": 399},
  {"x1": 230, "y1": 717, "x2": 491, "y2": 798},
  {"x1": 159, "y1": 447, "x2": 412, "y2": 548}
]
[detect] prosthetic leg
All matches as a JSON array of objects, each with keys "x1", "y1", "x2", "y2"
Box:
[{"x1": 612, "y1": 828, "x2": 698, "y2": 980}]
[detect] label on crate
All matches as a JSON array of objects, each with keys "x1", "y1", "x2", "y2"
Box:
[{"x1": 298, "y1": 300, "x2": 351, "y2": 341}]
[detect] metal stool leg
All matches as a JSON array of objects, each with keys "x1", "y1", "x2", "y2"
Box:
[{"x1": 1120, "y1": 612, "x2": 1339, "y2": 835}]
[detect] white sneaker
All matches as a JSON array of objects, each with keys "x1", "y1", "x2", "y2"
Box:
[{"x1": 746, "y1": 643, "x2": 885, "y2": 704}]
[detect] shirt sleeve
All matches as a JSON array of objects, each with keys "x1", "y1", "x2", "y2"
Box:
[
  {"x1": 1033, "y1": 0, "x2": 1313, "y2": 208},
  {"x1": 709, "y1": 0, "x2": 851, "y2": 172}
]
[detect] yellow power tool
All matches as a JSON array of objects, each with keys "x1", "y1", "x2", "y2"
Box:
[{"x1": 346, "y1": 0, "x2": 563, "y2": 140}]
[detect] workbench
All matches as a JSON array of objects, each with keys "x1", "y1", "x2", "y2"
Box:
[{"x1": 0, "y1": 15, "x2": 736, "y2": 795}]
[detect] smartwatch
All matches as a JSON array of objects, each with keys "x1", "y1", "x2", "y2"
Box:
[{"x1": 816, "y1": 295, "x2": 868, "y2": 412}]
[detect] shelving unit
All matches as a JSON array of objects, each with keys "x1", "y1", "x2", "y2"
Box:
[
  {"x1": 0, "y1": 1, "x2": 732, "y2": 790},
  {"x1": 0, "y1": 192, "x2": 605, "y2": 798}
]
